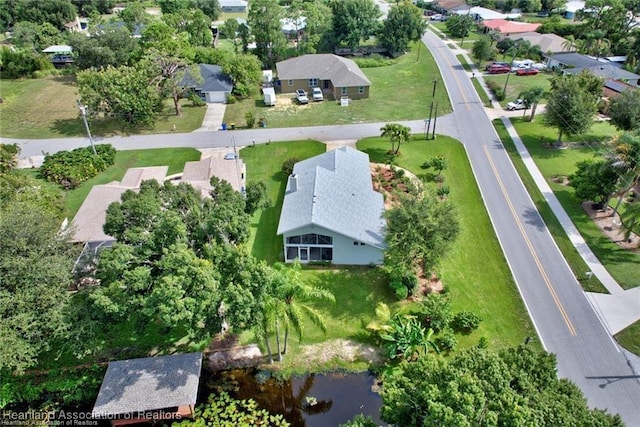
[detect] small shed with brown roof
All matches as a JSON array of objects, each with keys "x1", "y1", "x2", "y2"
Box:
[
  {"x1": 276, "y1": 54, "x2": 371, "y2": 100},
  {"x1": 92, "y1": 353, "x2": 202, "y2": 426}
]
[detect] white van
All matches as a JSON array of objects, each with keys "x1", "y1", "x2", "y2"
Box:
[{"x1": 263, "y1": 87, "x2": 276, "y2": 106}]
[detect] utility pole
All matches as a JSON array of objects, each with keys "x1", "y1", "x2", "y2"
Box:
[
  {"x1": 77, "y1": 101, "x2": 97, "y2": 155},
  {"x1": 432, "y1": 103, "x2": 438, "y2": 139},
  {"x1": 426, "y1": 79, "x2": 438, "y2": 139}
]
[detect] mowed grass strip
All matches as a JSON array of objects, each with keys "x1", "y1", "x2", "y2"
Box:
[
  {"x1": 223, "y1": 42, "x2": 451, "y2": 129},
  {"x1": 0, "y1": 75, "x2": 207, "y2": 138},
  {"x1": 358, "y1": 136, "x2": 538, "y2": 350},
  {"x1": 511, "y1": 117, "x2": 640, "y2": 290},
  {"x1": 240, "y1": 140, "x2": 326, "y2": 263},
  {"x1": 63, "y1": 148, "x2": 201, "y2": 219},
  {"x1": 484, "y1": 72, "x2": 552, "y2": 106}
]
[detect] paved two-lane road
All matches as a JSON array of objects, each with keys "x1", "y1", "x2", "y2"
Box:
[{"x1": 424, "y1": 30, "x2": 640, "y2": 424}]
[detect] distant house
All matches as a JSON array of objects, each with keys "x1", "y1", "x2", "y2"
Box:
[
  {"x1": 95, "y1": 21, "x2": 145, "y2": 38},
  {"x1": 433, "y1": 0, "x2": 470, "y2": 14},
  {"x1": 42, "y1": 45, "x2": 73, "y2": 67},
  {"x1": 220, "y1": 0, "x2": 247, "y2": 12},
  {"x1": 181, "y1": 64, "x2": 234, "y2": 103},
  {"x1": 70, "y1": 166, "x2": 168, "y2": 244},
  {"x1": 481, "y1": 19, "x2": 540, "y2": 35},
  {"x1": 64, "y1": 16, "x2": 89, "y2": 33},
  {"x1": 453, "y1": 6, "x2": 521, "y2": 21},
  {"x1": 277, "y1": 146, "x2": 386, "y2": 265},
  {"x1": 506, "y1": 32, "x2": 573, "y2": 54},
  {"x1": 92, "y1": 353, "x2": 202, "y2": 426},
  {"x1": 281, "y1": 16, "x2": 306, "y2": 38},
  {"x1": 603, "y1": 79, "x2": 637, "y2": 98},
  {"x1": 545, "y1": 53, "x2": 640, "y2": 86},
  {"x1": 276, "y1": 54, "x2": 371, "y2": 100},
  {"x1": 181, "y1": 155, "x2": 246, "y2": 196}
]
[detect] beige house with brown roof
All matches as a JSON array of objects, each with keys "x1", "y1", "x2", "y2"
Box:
[
  {"x1": 506, "y1": 32, "x2": 574, "y2": 54},
  {"x1": 276, "y1": 54, "x2": 371, "y2": 100}
]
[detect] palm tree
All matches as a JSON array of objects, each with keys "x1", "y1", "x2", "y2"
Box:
[
  {"x1": 606, "y1": 132, "x2": 640, "y2": 217},
  {"x1": 620, "y1": 202, "x2": 640, "y2": 240},
  {"x1": 380, "y1": 123, "x2": 411, "y2": 155},
  {"x1": 273, "y1": 261, "x2": 335, "y2": 356},
  {"x1": 521, "y1": 86, "x2": 546, "y2": 121},
  {"x1": 561, "y1": 35, "x2": 578, "y2": 53}
]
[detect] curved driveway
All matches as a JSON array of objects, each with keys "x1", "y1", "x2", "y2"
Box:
[{"x1": 3, "y1": 31, "x2": 639, "y2": 425}]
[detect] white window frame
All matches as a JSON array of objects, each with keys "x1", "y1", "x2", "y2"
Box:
[
  {"x1": 358, "y1": 86, "x2": 365, "y2": 94},
  {"x1": 341, "y1": 87, "x2": 348, "y2": 96}
]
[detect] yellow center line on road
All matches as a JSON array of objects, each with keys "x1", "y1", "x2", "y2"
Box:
[
  {"x1": 483, "y1": 145, "x2": 577, "y2": 336},
  {"x1": 438, "y1": 46, "x2": 470, "y2": 110}
]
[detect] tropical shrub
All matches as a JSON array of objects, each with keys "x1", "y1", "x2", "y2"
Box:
[
  {"x1": 281, "y1": 157, "x2": 299, "y2": 176},
  {"x1": 451, "y1": 310, "x2": 482, "y2": 333},
  {"x1": 39, "y1": 144, "x2": 116, "y2": 189}
]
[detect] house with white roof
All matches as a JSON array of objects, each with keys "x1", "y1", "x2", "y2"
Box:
[{"x1": 277, "y1": 146, "x2": 386, "y2": 265}]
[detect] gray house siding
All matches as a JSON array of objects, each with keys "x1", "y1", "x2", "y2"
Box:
[{"x1": 282, "y1": 224, "x2": 384, "y2": 265}]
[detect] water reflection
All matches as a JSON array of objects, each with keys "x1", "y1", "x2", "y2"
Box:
[{"x1": 203, "y1": 368, "x2": 384, "y2": 427}]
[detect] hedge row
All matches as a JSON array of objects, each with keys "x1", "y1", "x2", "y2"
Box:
[{"x1": 40, "y1": 144, "x2": 116, "y2": 189}]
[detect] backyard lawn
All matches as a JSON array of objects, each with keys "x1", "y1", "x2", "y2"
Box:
[
  {"x1": 0, "y1": 75, "x2": 207, "y2": 138},
  {"x1": 222, "y1": 42, "x2": 451, "y2": 128},
  {"x1": 510, "y1": 117, "x2": 640, "y2": 290}
]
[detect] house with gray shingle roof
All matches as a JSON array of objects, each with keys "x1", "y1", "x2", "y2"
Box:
[
  {"x1": 276, "y1": 54, "x2": 372, "y2": 100},
  {"x1": 92, "y1": 353, "x2": 202, "y2": 426},
  {"x1": 545, "y1": 53, "x2": 640, "y2": 86},
  {"x1": 277, "y1": 146, "x2": 386, "y2": 265},
  {"x1": 181, "y1": 64, "x2": 234, "y2": 103}
]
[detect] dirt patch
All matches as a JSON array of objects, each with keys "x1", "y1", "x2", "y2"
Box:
[
  {"x1": 299, "y1": 339, "x2": 384, "y2": 366},
  {"x1": 582, "y1": 202, "x2": 639, "y2": 251},
  {"x1": 550, "y1": 175, "x2": 569, "y2": 186}
]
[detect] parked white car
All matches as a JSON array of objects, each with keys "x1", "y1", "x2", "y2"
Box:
[
  {"x1": 531, "y1": 62, "x2": 547, "y2": 70},
  {"x1": 430, "y1": 14, "x2": 444, "y2": 21},
  {"x1": 312, "y1": 87, "x2": 323, "y2": 102},
  {"x1": 506, "y1": 99, "x2": 528, "y2": 111},
  {"x1": 295, "y1": 89, "x2": 309, "y2": 104}
]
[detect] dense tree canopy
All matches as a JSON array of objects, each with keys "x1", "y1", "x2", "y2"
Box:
[
  {"x1": 543, "y1": 73, "x2": 601, "y2": 141},
  {"x1": 329, "y1": 0, "x2": 381, "y2": 50},
  {"x1": 381, "y1": 346, "x2": 623, "y2": 426},
  {"x1": 608, "y1": 89, "x2": 640, "y2": 131},
  {"x1": 0, "y1": 181, "x2": 75, "y2": 373},
  {"x1": 445, "y1": 14, "x2": 474, "y2": 39},
  {"x1": 379, "y1": 2, "x2": 425, "y2": 54},
  {"x1": 569, "y1": 159, "x2": 619, "y2": 207},
  {"x1": 11, "y1": 21, "x2": 63, "y2": 51},
  {"x1": 248, "y1": 0, "x2": 287, "y2": 68},
  {"x1": 77, "y1": 65, "x2": 161, "y2": 128},
  {"x1": 385, "y1": 190, "x2": 460, "y2": 275},
  {"x1": 13, "y1": 0, "x2": 77, "y2": 30},
  {"x1": 68, "y1": 26, "x2": 141, "y2": 70}
]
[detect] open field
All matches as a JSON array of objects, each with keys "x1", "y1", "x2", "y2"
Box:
[
  {"x1": 223, "y1": 42, "x2": 451, "y2": 128},
  {"x1": 510, "y1": 117, "x2": 640, "y2": 290},
  {"x1": 0, "y1": 76, "x2": 207, "y2": 138}
]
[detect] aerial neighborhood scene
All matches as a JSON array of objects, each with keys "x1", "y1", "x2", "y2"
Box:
[{"x1": 2, "y1": 0, "x2": 640, "y2": 425}]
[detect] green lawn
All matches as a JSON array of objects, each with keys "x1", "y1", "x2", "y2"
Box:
[
  {"x1": 472, "y1": 77, "x2": 492, "y2": 107},
  {"x1": 223, "y1": 42, "x2": 451, "y2": 128},
  {"x1": 240, "y1": 140, "x2": 326, "y2": 263},
  {"x1": 511, "y1": 118, "x2": 640, "y2": 290},
  {"x1": 359, "y1": 136, "x2": 538, "y2": 350},
  {"x1": 0, "y1": 76, "x2": 207, "y2": 138},
  {"x1": 63, "y1": 148, "x2": 201, "y2": 219},
  {"x1": 615, "y1": 321, "x2": 640, "y2": 355},
  {"x1": 483, "y1": 72, "x2": 552, "y2": 106}
]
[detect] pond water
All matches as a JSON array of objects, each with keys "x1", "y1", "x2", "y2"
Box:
[{"x1": 201, "y1": 368, "x2": 385, "y2": 427}]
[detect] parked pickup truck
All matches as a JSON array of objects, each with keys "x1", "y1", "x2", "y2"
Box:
[
  {"x1": 295, "y1": 89, "x2": 309, "y2": 104},
  {"x1": 506, "y1": 99, "x2": 527, "y2": 110}
]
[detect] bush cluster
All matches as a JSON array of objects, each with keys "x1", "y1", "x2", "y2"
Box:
[
  {"x1": 0, "y1": 47, "x2": 54, "y2": 79},
  {"x1": 353, "y1": 55, "x2": 396, "y2": 68},
  {"x1": 281, "y1": 157, "x2": 299, "y2": 176},
  {"x1": 451, "y1": 310, "x2": 483, "y2": 333},
  {"x1": 486, "y1": 80, "x2": 505, "y2": 101},
  {"x1": 40, "y1": 144, "x2": 116, "y2": 189}
]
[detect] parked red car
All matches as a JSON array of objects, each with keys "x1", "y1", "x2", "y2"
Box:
[
  {"x1": 487, "y1": 65, "x2": 510, "y2": 74},
  {"x1": 516, "y1": 68, "x2": 539, "y2": 76}
]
